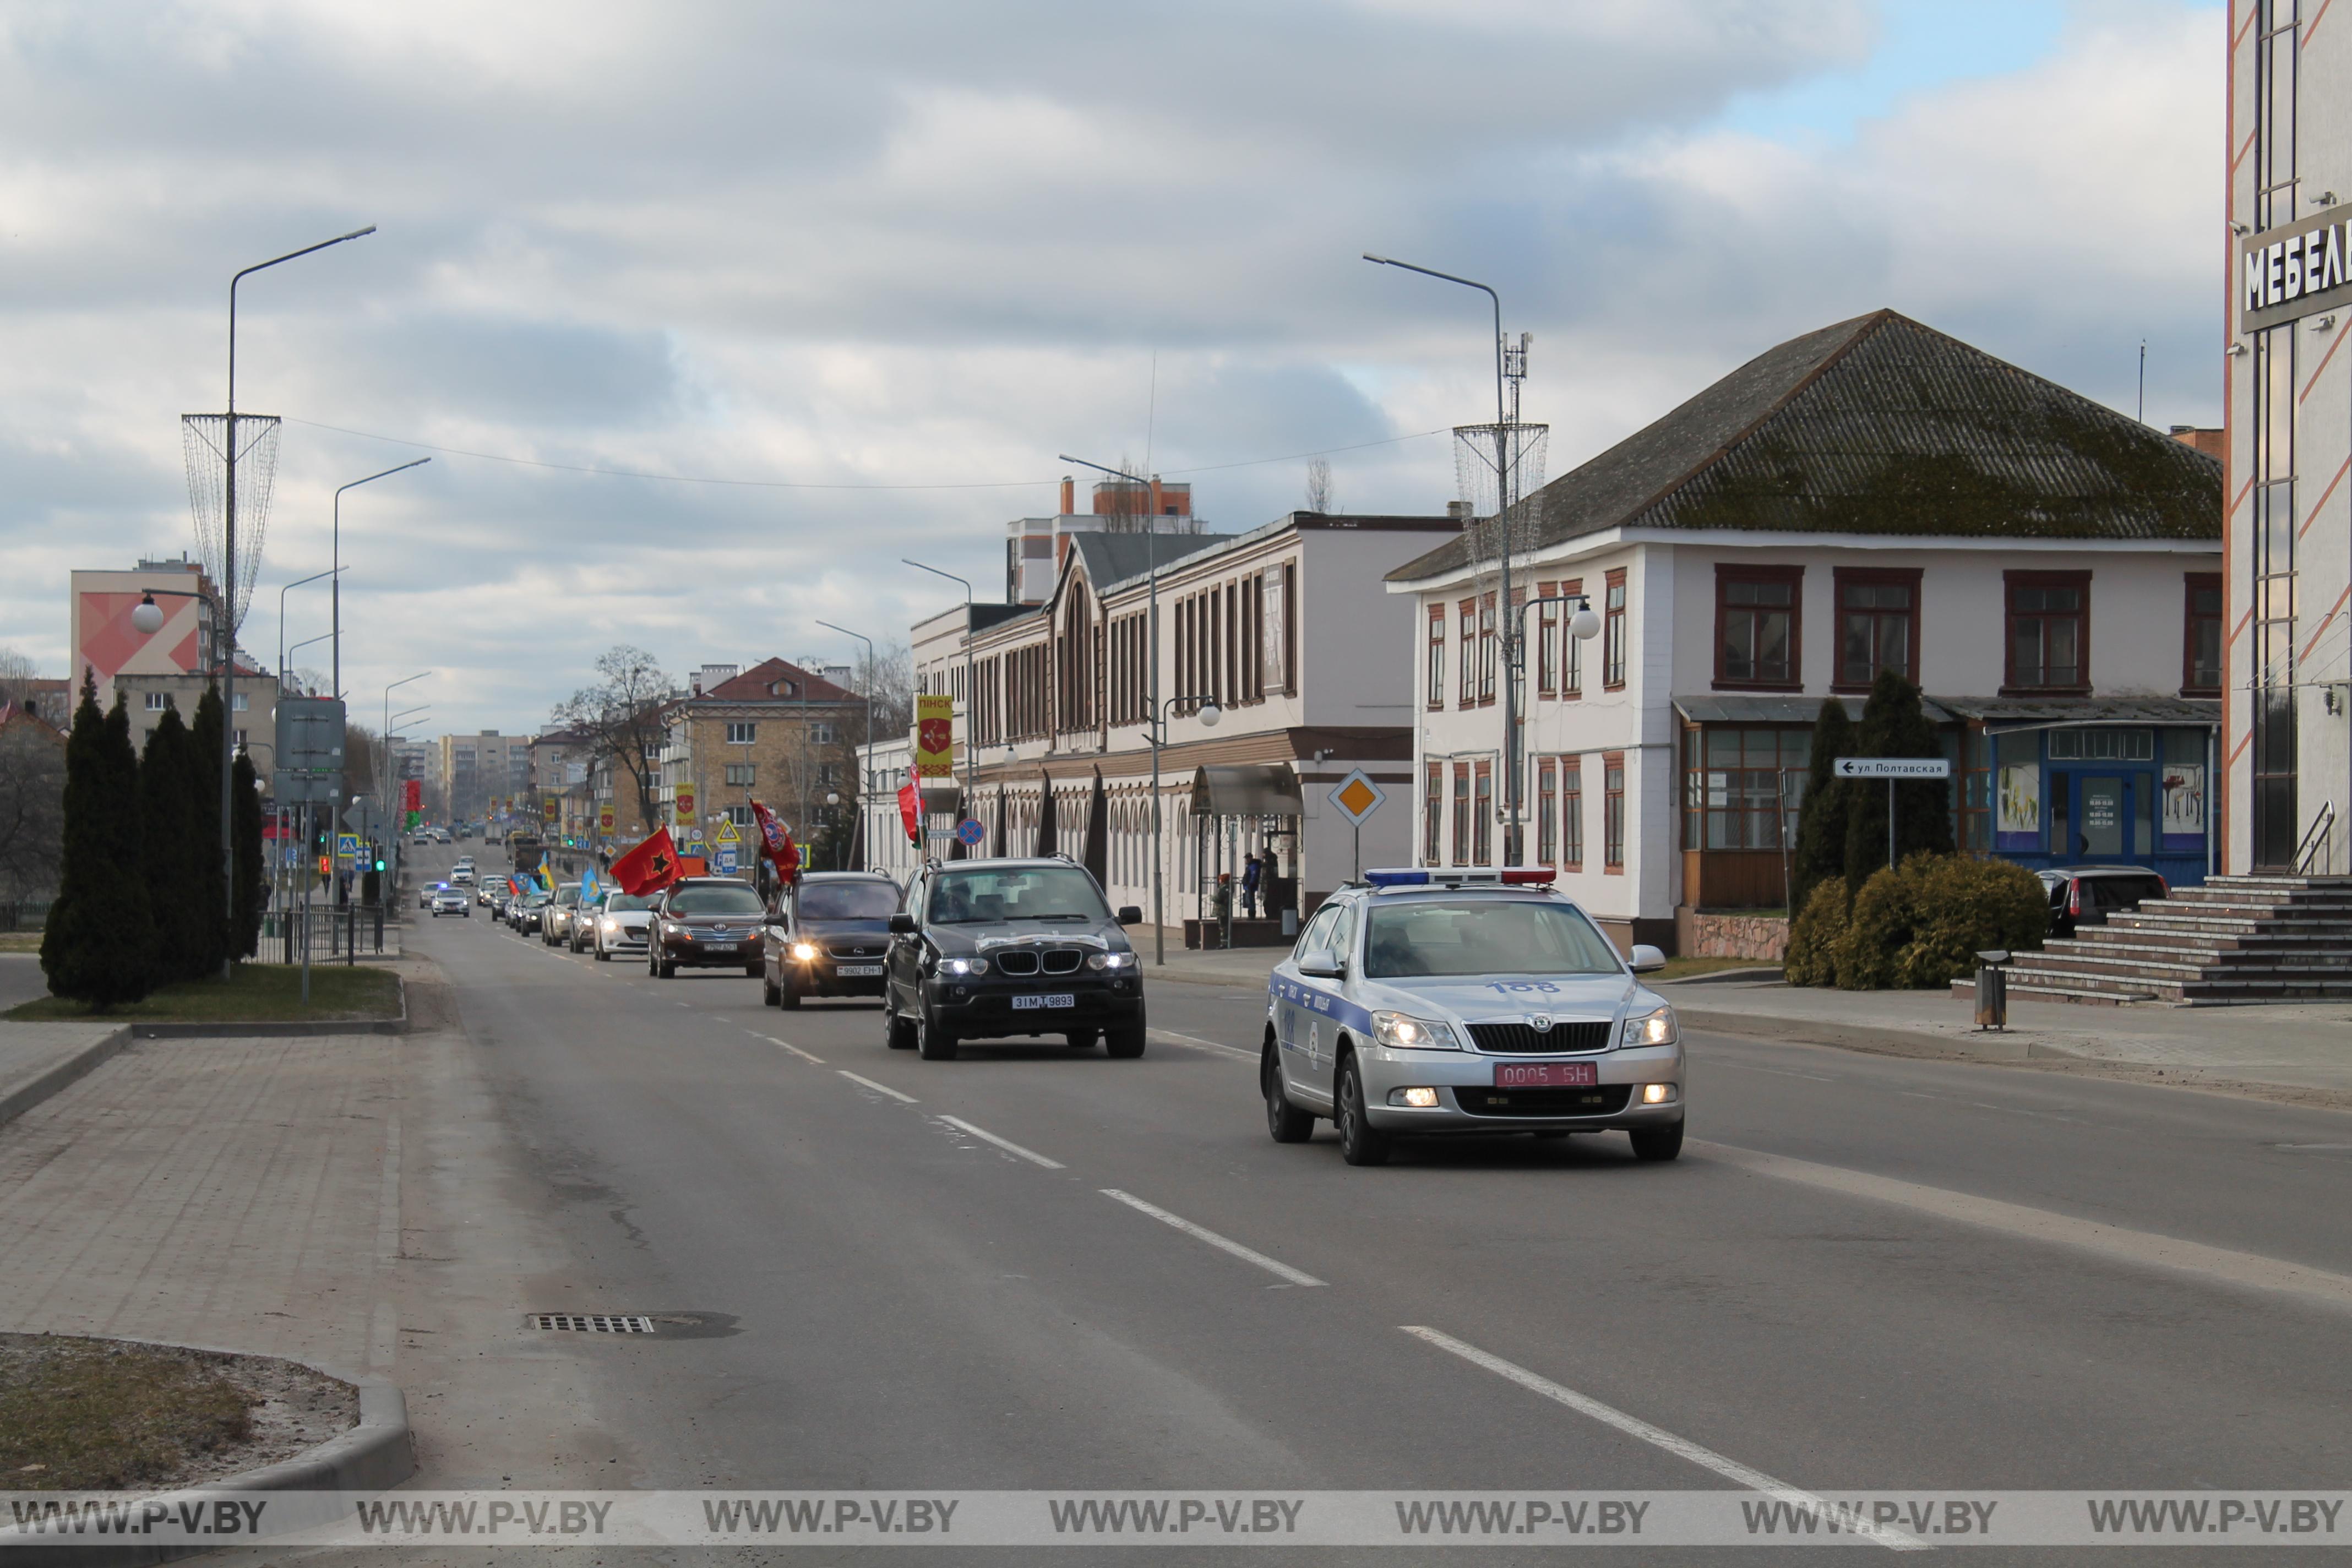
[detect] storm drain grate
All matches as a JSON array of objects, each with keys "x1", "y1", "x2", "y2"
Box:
[{"x1": 531, "y1": 1313, "x2": 657, "y2": 1333}]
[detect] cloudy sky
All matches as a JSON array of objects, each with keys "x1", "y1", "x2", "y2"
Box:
[{"x1": 1, "y1": 0, "x2": 2223, "y2": 736}]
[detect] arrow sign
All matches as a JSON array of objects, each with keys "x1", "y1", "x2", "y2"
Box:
[{"x1": 1834, "y1": 757, "x2": 1950, "y2": 780}]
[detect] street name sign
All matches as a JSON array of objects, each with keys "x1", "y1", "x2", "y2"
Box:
[
  {"x1": 1834, "y1": 758, "x2": 1950, "y2": 780},
  {"x1": 1328, "y1": 770, "x2": 1387, "y2": 826}
]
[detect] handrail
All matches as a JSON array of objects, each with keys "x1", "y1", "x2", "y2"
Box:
[{"x1": 2295, "y1": 799, "x2": 2336, "y2": 875}]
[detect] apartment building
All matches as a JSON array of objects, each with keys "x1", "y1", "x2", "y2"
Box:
[{"x1": 654, "y1": 660, "x2": 867, "y2": 859}]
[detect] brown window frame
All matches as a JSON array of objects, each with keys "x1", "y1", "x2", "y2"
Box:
[
  {"x1": 1602, "y1": 569, "x2": 1629, "y2": 690},
  {"x1": 1535, "y1": 581, "x2": 1559, "y2": 696},
  {"x1": 1602, "y1": 752, "x2": 1626, "y2": 872},
  {"x1": 1535, "y1": 757, "x2": 1557, "y2": 866},
  {"x1": 1712, "y1": 564, "x2": 1804, "y2": 691},
  {"x1": 1472, "y1": 760, "x2": 1493, "y2": 865},
  {"x1": 2182, "y1": 571, "x2": 2222, "y2": 696},
  {"x1": 1425, "y1": 604, "x2": 1446, "y2": 710},
  {"x1": 1423, "y1": 760, "x2": 1443, "y2": 864},
  {"x1": 1478, "y1": 592, "x2": 1499, "y2": 706},
  {"x1": 1561, "y1": 759, "x2": 1584, "y2": 871},
  {"x1": 1832, "y1": 567, "x2": 1922, "y2": 691},
  {"x1": 1560, "y1": 577, "x2": 1584, "y2": 698},
  {"x1": 1451, "y1": 762, "x2": 1471, "y2": 864},
  {"x1": 2003, "y1": 569, "x2": 2092, "y2": 695},
  {"x1": 1457, "y1": 600, "x2": 1477, "y2": 708}
]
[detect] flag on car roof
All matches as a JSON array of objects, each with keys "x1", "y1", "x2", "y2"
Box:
[
  {"x1": 750, "y1": 801, "x2": 799, "y2": 884},
  {"x1": 611, "y1": 827, "x2": 683, "y2": 896}
]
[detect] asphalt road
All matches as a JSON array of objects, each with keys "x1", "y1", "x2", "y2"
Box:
[{"x1": 399, "y1": 850, "x2": 2352, "y2": 1562}]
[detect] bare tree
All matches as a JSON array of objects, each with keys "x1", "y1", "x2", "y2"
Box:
[
  {"x1": 0, "y1": 712, "x2": 66, "y2": 902},
  {"x1": 1304, "y1": 458, "x2": 1336, "y2": 515},
  {"x1": 0, "y1": 646, "x2": 35, "y2": 711},
  {"x1": 854, "y1": 640, "x2": 914, "y2": 740},
  {"x1": 551, "y1": 646, "x2": 676, "y2": 831}
]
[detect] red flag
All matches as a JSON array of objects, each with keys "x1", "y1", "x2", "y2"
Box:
[
  {"x1": 750, "y1": 801, "x2": 801, "y2": 884},
  {"x1": 897, "y1": 771, "x2": 921, "y2": 846},
  {"x1": 611, "y1": 827, "x2": 684, "y2": 896}
]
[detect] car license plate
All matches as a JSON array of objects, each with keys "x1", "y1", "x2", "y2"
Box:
[
  {"x1": 703, "y1": 941, "x2": 737, "y2": 954},
  {"x1": 1494, "y1": 1060, "x2": 1599, "y2": 1088},
  {"x1": 837, "y1": 964, "x2": 883, "y2": 977},
  {"x1": 1011, "y1": 993, "x2": 1075, "y2": 1010}
]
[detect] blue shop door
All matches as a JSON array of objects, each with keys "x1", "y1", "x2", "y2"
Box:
[{"x1": 2050, "y1": 772, "x2": 2157, "y2": 864}]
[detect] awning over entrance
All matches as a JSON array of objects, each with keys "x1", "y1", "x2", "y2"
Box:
[{"x1": 1190, "y1": 764, "x2": 1303, "y2": 818}]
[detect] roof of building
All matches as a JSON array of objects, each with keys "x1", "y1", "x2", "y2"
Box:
[
  {"x1": 694, "y1": 656, "x2": 860, "y2": 705},
  {"x1": 1066, "y1": 531, "x2": 1239, "y2": 591},
  {"x1": 1389, "y1": 310, "x2": 2223, "y2": 584}
]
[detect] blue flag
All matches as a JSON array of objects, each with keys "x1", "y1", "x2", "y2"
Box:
[{"x1": 580, "y1": 864, "x2": 601, "y2": 905}]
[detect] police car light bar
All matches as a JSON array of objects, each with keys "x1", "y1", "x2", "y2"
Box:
[{"x1": 1364, "y1": 867, "x2": 1556, "y2": 888}]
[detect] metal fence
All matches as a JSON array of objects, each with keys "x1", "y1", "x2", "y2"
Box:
[
  {"x1": 0, "y1": 900, "x2": 52, "y2": 933},
  {"x1": 265, "y1": 903, "x2": 389, "y2": 963}
]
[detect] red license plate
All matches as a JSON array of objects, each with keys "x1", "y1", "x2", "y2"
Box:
[{"x1": 1493, "y1": 1060, "x2": 1599, "y2": 1088}]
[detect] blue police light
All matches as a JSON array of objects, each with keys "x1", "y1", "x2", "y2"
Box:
[
  {"x1": 1363, "y1": 868, "x2": 1431, "y2": 887},
  {"x1": 1365, "y1": 867, "x2": 1556, "y2": 889}
]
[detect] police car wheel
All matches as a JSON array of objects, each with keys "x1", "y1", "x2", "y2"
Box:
[
  {"x1": 1335, "y1": 1057, "x2": 1391, "y2": 1166},
  {"x1": 1263, "y1": 1042, "x2": 1314, "y2": 1144},
  {"x1": 1628, "y1": 1121, "x2": 1684, "y2": 1162}
]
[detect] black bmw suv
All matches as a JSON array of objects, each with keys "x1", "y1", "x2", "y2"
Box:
[
  {"x1": 761, "y1": 871, "x2": 901, "y2": 1008},
  {"x1": 883, "y1": 858, "x2": 1146, "y2": 1061}
]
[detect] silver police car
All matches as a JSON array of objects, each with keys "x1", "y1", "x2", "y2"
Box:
[{"x1": 1261, "y1": 868, "x2": 1685, "y2": 1166}]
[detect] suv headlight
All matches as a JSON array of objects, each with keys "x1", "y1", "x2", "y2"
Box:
[
  {"x1": 939, "y1": 956, "x2": 988, "y2": 977},
  {"x1": 1086, "y1": 950, "x2": 1136, "y2": 971},
  {"x1": 791, "y1": 941, "x2": 819, "y2": 961},
  {"x1": 1624, "y1": 1004, "x2": 1678, "y2": 1048},
  {"x1": 1371, "y1": 1010, "x2": 1459, "y2": 1050}
]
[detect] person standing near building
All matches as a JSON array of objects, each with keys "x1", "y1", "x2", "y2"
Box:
[{"x1": 1240, "y1": 850, "x2": 1263, "y2": 919}]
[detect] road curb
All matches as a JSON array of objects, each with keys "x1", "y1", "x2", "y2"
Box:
[
  {"x1": 128, "y1": 978, "x2": 410, "y2": 1040},
  {"x1": 0, "y1": 1027, "x2": 134, "y2": 1134},
  {"x1": 0, "y1": 1352, "x2": 414, "y2": 1567},
  {"x1": 1674, "y1": 1006, "x2": 2051, "y2": 1064}
]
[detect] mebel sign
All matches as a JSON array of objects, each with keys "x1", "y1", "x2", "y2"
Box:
[{"x1": 2242, "y1": 203, "x2": 2352, "y2": 332}]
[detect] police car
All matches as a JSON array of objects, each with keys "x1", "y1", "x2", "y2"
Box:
[{"x1": 1261, "y1": 867, "x2": 1684, "y2": 1166}]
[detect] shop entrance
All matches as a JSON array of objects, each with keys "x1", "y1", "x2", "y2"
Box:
[{"x1": 2048, "y1": 771, "x2": 2154, "y2": 863}]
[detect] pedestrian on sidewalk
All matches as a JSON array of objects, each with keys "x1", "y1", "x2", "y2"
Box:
[{"x1": 1241, "y1": 851, "x2": 1262, "y2": 919}]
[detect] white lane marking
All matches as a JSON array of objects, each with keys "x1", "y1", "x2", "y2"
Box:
[
  {"x1": 2277, "y1": 1142, "x2": 2352, "y2": 1151},
  {"x1": 1703, "y1": 1140, "x2": 2352, "y2": 1315},
  {"x1": 839, "y1": 1070, "x2": 917, "y2": 1104},
  {"x1": 1147, "y1": 1027, "x2": 1257, "y2": 1061},
  {"x1": 1712, "y1": 1060, "x2": 1838, "y2": 1084},
  {"x1": 1401, "y1": 1326, "x2": 1927, "y2": 1553},
  {"x1": 1098, "y1": 1189, "x2": 1325, "y2": 1288},
  {"x1": 761, "y1": 1035, "x2": 824, "y2": 1064},
  {"x1": 936, "y1": 1115, "x2": 1065, "y2": 1169}
]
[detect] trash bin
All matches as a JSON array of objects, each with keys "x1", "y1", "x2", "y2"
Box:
[{"x1": 1974, "y1": 950, "x2": 2010, "y2": 1030}]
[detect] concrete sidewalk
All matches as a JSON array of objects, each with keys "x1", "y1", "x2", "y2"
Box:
[
  {"x1": 0, "y1": 1018, "x2": 130, "y2": 1132},
  {"x1": 1141, "y1": 943, "x2": 2352, "y2": 1106}
]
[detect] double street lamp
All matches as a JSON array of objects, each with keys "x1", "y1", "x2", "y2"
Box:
[
  {"x1": 277, "y1": 567, "x2": 342, "y2": 688},
  {"x1": 332, "y1": 459, "x2": 429, "y2": 700},
  {"x1": 814, "y1": 618, "x2": 876, "y2": 872}
]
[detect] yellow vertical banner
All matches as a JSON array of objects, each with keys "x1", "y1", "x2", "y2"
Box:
[{"x1": 915, "y1": 694, "x2": 954, "y2": 778}]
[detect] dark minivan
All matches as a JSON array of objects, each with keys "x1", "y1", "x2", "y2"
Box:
[
  {"x1": 762, "y1": 872, "x2": 901, "y2": 1008},
  {"x1": 2039, "y1": 867, "x2": 2169, "y2": 938}
]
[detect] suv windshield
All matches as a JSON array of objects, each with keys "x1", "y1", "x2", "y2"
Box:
[
  {"x1": 927, "y1": 866, "x2": 1109, "y2": 924},
  {"x1": 1362, "y1": 899, "x2": 1624, "y2": 979},
  {"x1": 667, "y1": 885, "x2": 765, "y2": 916},
  {"x1": 799, "y1": 881, "x2": 902, "y2": 920}
]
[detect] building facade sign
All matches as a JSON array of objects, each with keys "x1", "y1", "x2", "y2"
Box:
[{"x1": 2240, "y1": 203, "x2": 2352, "y2": 332}]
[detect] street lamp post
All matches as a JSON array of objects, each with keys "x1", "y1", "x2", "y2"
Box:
[
  {"x1": 331, "y1": 459, "x2": 429, "y2": 700},
  {"x1": 1140, "y1": 693, "x2": 1221, "y2": 960},
  {"x1": 277, "y1": 567, "x2": 342, "y2": 687},
  {"x1": 283, "y1": 629, "x2": 336, "y2": 692},
  {"x1": 216, "y1": 225, "x2": 376, "y2": 979},
  {"x1": 1362, "y1": 254, "x2": 1526, "y2": 859},
  {"x1": 815, "y1": 619, "x2": 876, "y2": 872},
  {"x1": 1059, "y1": 454, "x2": 1179, "y2": 962},
  {"x1": 902, "y1": 559, "x2": 979, "y2": 856},
  {"x1": 380, "y1": 674, "x2": 429, "y2": 866}
]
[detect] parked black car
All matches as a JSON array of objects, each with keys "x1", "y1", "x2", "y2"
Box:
[
  {"x1": 761, "y1": 872, "x2": 900, "y2": 1008},
  {"x1": 2039, "y1": 866, "x2": 2169, "y2": 938},
  {"x1": 883, "y1": 858, "x2": 1146, "y2": 1061},
  {"x1": 647, "y1": 877, "x2": 767, "y2": 978}
]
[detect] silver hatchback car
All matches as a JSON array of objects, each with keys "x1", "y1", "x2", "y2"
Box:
[{"x1": 1261, "y1": 869, "x2": 1685, "y2": 1166}]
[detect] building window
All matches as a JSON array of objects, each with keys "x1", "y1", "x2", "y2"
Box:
[
  {"x1": 2256, "y1": 0, "x2": 2300, "y2": 230},
  {"x1": 1457, "y1": 601, "x2": 1476, "y2": 708},
  {"x1": 1603, "y1": 755, "x2": 1625, "y2": 871},
  {"x1": 1835, "y1": 568, "x2": 1919, "y2": 688},
  {"x1": 231, "y1": 692, "x2": 249, "y2": 711},
  {"x1": 1423, "y1": 760, "x2": 1443, "y2": 863},
  {"x1": 1561, "y1": 578, "x2": 1583, "y2": 697},
  {"x1": 2005, "y1": 571, "x2": 2090, "y2": 692},
  {"x1": 1603, "y1": 570, "x2": 1628, "y2": 689},
  {"x1": 1425, "y1": 606, "x2": 1445, "y2": 709},
  {"x1": 1682, "y1": 728, "x2": 1810, "y2": 852},
  {"x1": 1472, "y1": 761, "x2": 1493, "y2": 865},
  {"x1": 1562, "y1": 761, "x2": 1584, "y2": 871},
  {"x1": 727, "y1": 804, "x2": 755, "y2": 827},
  {"x1": 811, "y1": 722, "x2": 837, "y2": 744},
  {"x1": 1536, "y1": 585, "x2": 1559, "y2": 697},
  {"x1": 723, "y1": 764, "x2": 755, "y2": 786},
  {"x1": 1451, "y1": 763, "x2": 1471, "y2": 864},
  {"x1": 2184, "y1": 574, "x2": 2223, "y2": 695},
  {"x1": 1536, "y1": 758, "x2": 1557, "y2": 865},
  {"x1": 1715, "y1": 566, "x2": 1801, "y2": 688},
  {"x1": 1477, "y1": 594, "x2": 1498, "y2": 705},
  {"x1": 144, "y1": 692, "x2": 166, "y2": 711},
  {"x1": 726, "y1": 722, "x2": 757, "y2": 745}
]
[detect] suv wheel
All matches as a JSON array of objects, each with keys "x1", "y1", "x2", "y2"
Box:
[
  {"x1": 1064, "y1": 1028, "x2": 1099, "y2": 1050},
  {"x1": 1628, "y1": 1121, "x2": 1684, "y2": 1162},
  {"x1": 1335, "y1": 1055, "x2": 1391, "y2": 1167},
  {"x1": 884, "y1": 998, "x2": 917, "y2": 1050},
  {"x1": 762, "y1": 970, "x2": 781, "y2": 1007},
  {"x1": 1264, "y1": 1040, "x2": 1314, "y2": 1144},
  {"x1": 916, "y1": 1008, "x2": 957, "y2": 1061},
  {"x1": 777, "y1": 970, "x2": 801, "y2": 1009},
  {"x1": 1104, "y1": 1023, "x2": 1146, "y2": 1059}
]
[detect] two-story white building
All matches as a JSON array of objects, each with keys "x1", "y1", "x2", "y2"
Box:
[
  {"x1": 1387, "y1": 309, "x2": 2224, "y2": 954},
  {"x1": 906, "y1": 509, "x2": 1462, "y2": 944}
]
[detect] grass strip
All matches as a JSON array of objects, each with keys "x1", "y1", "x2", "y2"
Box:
[
  {"x1": 0, "y1": 1338, "x2": 255, "y2": 1491},
  {"x1": 4, "y1": 963, "x2": 400, "y2": 1023}
]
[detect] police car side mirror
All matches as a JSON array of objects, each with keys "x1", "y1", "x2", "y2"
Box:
[
  {"x1": 1116, "y1": 905, "x2": 1144, "y2": 926},
  {"x1": 1629, "y1": 944, "x2": 1667, "y2": 973},
  {"x1": 1298, "y1": 951, "x2": 1344, "y2": 980},
  {"x1": 889, "y1": 913, "x2": 917, "y2": 935}
]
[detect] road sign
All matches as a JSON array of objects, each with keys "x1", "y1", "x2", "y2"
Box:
[
  {"x1": 956, "y1": 817, "x2": 986, "y2": 847},
  {"x1": 715, "y1": 819, "x2": 742, "y2": 844},
  {"x1": 1833, "y1": 758, "x2": 1951, "y2": 780},
  {"x1": 1328, "y1": 769, "x2": 1387, "y2": 826},
  {"x1": 715, "y1": 847, "x2": 738, "y2": 874},
  {"x1": 335, "y1": 834, "x2": 361, "y2": 863}
]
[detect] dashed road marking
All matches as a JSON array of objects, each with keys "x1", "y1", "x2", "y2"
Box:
[
  {"x1": 839, "y1": 1070, "x2": 917, "y2": 1104},
  {"x1": 1147, "y1": 1028, "x2": 1255, "y2": 1061},
  {"x1": 1098, "y1": 1189, "x2": 1324, "y2": 1287},
  {"x1": 763, "y1": 1035, "x2": 825, "y2": 1064},
  {"x1": 936, "y1": 1115, "x2": 1064, "y2": 1169}
]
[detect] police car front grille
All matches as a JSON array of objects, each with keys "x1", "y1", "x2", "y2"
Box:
[
  {"x1": 1455, "y1": 1085, "x2": 1632, "y2": 1118},
  {"x1": 1468, "y1": 1021, "x2": 1613, "y2": 1054}
]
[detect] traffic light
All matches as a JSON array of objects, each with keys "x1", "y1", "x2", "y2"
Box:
[
  {"x1": 373, "y1": 854, "x2": 386, "y2": 873},
  {"x1": 318, "y1": 854, "x2": 331, "y2": 876}
]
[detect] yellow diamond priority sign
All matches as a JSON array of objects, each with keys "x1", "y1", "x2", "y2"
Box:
[{"x1": 1329, "y1": 769, "x2": 1386, "y2": 826}]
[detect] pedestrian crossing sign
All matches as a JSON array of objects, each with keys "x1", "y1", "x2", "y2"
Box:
[{"x1": 335, "y1": 834, "x2": 361, "y2": 862}]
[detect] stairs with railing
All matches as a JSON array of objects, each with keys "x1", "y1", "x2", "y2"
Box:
[{"x1": 2002, "y1": 874, "x2": 2352, "y2": 1004}]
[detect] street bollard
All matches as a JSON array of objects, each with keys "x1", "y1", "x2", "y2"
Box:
[{"x1": 1974, "y1": 949, "x2": 2010, "y2": 1030}]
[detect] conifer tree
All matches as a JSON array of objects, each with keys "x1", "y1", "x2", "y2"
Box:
[
  {"x1": 139, "y1": 705, "x2": 204, "y2": 983},
  {"x1": 40, "y1": 680, "x2": 157, "y2": 1008},
  {"x1": 231, "y1": 749, "x2": 264, "y2": 961},
  {"x1": 1788, "y1": 698, "x2": 1854, "y2": 915},
  {"x1": 189, "y1": 685, "x2": 230, "y2": 977},
  {"x1": 1842, "y1": 668, "x2": 1955, "y2": 888}
]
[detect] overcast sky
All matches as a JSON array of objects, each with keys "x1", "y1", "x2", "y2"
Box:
[{"x1": 0, "y1": 0, "x2": 2223, "y2": 737}]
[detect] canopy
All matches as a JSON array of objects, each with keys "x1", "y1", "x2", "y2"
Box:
[{"x1": 1190, "y1": 764, "x2": 1304, "y2": 818}]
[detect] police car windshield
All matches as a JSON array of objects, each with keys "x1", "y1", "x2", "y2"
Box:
[
  {"x1": 1362, "y1": 900, "x2": 1623, "y2": 979},
  {"x1": 928, "y1": 867, "x2": 1108, "y2": 924},
  {"x1": 798, "y1": 881, "x2": 901, "y2": 919}
]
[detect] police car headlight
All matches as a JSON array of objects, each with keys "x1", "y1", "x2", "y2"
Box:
[
  {"x1": 1371, "y1": 1011, "x2": 1458, "y2": 1050},
  {"x1": 939, "y1": 956, "x2": 989, "y2": 977},
  {"x1": 1624, "y1": 1005, "x2": 1678, "y2": 1048},
  {"x1": 1086, "y1": 951, "x2": 1136, "y2": 971}
]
